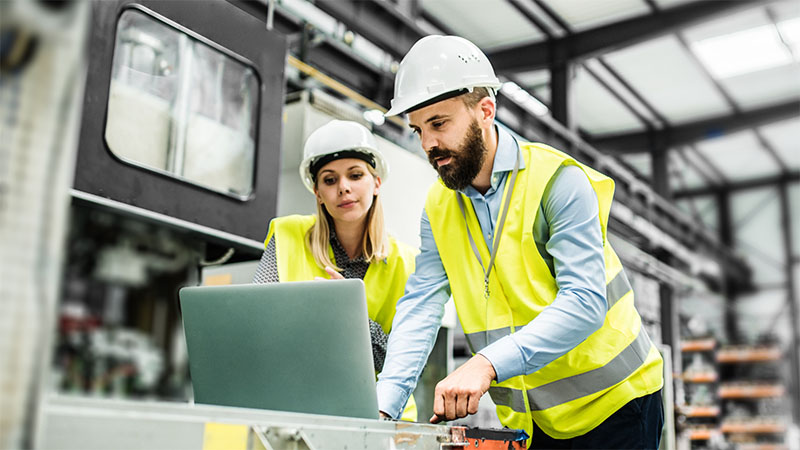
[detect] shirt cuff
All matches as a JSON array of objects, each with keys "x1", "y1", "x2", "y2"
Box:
[
  {"x1": 478, "y1": 335, "x2": 526, "y2": 383},
  {"x1": 376, "y1": 380, "x2": 410, "y2": 419}
]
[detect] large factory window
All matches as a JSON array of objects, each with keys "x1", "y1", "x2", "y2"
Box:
[{"x1": 105, "y1": 7, "x2": 259, "y2": 199}]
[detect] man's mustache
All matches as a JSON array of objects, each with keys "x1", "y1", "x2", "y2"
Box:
[{"x1": 428, "y1": 147, "x2": 455, "y2": 166}]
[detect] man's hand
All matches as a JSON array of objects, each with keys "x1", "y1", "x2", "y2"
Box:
[
  {"x1": 430, "y1": 354, "x2": 496, "y2": 424},
  {"x1": 315, "y1": 266, "x2": 344, "y2": 281}
]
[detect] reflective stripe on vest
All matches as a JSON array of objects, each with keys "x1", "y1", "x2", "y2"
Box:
[
  {"x1": 488, "y1": 386, "x2": 527, "y2": 413},
  {"x1": 527, "y1": 326, "x2": 651, "y2": 411},
  {"x1": 483, "y1": 326, "x2": 650, "y2": 412},
  {"x1": 606, "y1": 270, "x2": 633, "y2": 310},
  {"x1": 464, "y1": 270, "x2": 633, "y2": 353}
]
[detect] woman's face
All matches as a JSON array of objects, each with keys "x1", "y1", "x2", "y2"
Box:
[{"x1": 314, "y1": 158, "x2": 381, "y2": 226}]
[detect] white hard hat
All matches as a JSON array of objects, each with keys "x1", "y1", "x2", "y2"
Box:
[
  {"x1": 385, "y1": 35, "x2": 502, "y2": 117},
  {"x1": 299, "y1": 120, "x2": 389, "y2": 193}
]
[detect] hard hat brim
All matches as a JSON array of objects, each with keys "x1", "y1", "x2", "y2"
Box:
[{"x1": 385, "y1": 83, "x2": 501, "y2": 117}]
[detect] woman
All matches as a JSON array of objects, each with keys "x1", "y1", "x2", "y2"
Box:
[{"x1": 252, "y1": 120, "x2": 418, "y2": 421}]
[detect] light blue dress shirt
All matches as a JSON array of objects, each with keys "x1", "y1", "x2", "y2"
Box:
[{"x1": 376, "y1": 126, "x2": 609, "y2": 418}]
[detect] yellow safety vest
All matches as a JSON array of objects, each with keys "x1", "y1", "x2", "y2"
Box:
[
  {"x1": 425, "y1": 143, "x2": 663, "y2": 442},
  {"x1": 265, "y1": 214, "x2": 419, "y2": 421}
]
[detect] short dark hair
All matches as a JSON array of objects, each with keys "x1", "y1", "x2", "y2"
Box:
[{"x1": 461, "y1": 87, "x2": 491, "y2": 108}]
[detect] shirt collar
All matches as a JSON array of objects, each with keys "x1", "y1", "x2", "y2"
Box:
[{"x1": 493, "y1": 125, "x2": 525, "y2": 174}]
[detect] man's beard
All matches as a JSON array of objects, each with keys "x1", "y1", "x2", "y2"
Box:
[{"x1": 427, "y1": 120, "x2": 487, "y2": 191}]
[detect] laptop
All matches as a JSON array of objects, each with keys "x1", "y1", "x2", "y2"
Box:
[{"x1": 179, "y1": 279, "x2": 379, "y2": 419}]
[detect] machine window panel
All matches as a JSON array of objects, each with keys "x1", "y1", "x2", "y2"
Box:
[{"x1": 105, "y1": 7, "x2": 259, "y2": 199}]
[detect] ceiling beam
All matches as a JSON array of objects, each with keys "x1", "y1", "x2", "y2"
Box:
[
  {"x1": 312, "y1": 0, "x2": 426, "y2": 59},
  {"x1": 590, "y1": 100, "x2": 800, "y2": 154},
  {"x1": 232, "y1": 0, "x2": 393, "y2": 101},
  {"x1": 507, "y1": 0, "x2": 555, "y2": 39},
  {"x1": 487, "y1": 0, "x2": 768, "y2": 73},
  {"x1": 232, "y1": 0, "x2": 752, "y2": 288},
  {"x1": 674, "y1": 172, "x2": 800, "y2": 198}
]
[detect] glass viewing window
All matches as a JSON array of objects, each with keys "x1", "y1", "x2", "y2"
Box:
[{"x1": 105, "y1": 7, "x2": 259, "y2": 199}]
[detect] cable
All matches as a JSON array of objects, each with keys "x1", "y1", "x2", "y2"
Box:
[{"x1": 199, "y1": 247, "x2": 234, "y2": 266}]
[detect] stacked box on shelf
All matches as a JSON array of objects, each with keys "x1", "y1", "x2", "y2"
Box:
[
  {"x1": 679, "y1": 338, "x2": 721, "y2": 449},
  {"x1": 716, "y1": 344, "x2": 789, "y2": 449}
]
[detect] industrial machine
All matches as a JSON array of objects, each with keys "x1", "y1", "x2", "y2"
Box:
[{"x1": 19, "y1": 1, "x2": 524, "y2": 448}]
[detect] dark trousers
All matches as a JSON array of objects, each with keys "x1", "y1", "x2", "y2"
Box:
[{"x1": 530, "y1": 390, "x2": 664, "y2": 450}]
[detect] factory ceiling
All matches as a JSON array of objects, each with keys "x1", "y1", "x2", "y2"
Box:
[{"x1": 235, "y1": 0, "x2": 799, "y2": 285}]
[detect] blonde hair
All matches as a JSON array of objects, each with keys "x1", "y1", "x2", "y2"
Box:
[{"x1": 306, "y1": 165, "x2": 389, "y2": 270}]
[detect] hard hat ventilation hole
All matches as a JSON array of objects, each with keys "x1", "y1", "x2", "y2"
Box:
[{"x1": 458, "y1": 54, "x2": 468, "y2": 63}]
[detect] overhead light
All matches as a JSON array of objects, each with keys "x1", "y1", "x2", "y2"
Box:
[
  {"x1": 363, "y1": 109, "x2": 385, "y2": 126},
  {"x1": 500, "y1": 81, "x2": 549, "y2": 116},
  {"x1": 691, "y1": 24, "x2": 794, "y2": 78}
]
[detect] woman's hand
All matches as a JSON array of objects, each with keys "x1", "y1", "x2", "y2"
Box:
[{"x1": 314, "y1": 266, "x2": 344, "y2": 280}]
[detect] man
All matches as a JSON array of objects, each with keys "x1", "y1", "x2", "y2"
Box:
[{"x1": 377, "y1": 35, "x2": 664, "y2": 449}]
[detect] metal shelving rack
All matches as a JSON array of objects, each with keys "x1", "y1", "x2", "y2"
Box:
[
  {"x1": 678, "y1": 338, "x2": 721, "y2": 449},
  {"x1": 717, "y1": 345, "x2": 790, "y2": 450}
]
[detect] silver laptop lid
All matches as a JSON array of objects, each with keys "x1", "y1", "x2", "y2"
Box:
[{"x1": 179, "y1": 279, "x2": 378, "y2": 419}]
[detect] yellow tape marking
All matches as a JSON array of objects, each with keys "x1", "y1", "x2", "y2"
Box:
[{"x1": 202, "y1": 422, "x2": 249, "y2": 450}]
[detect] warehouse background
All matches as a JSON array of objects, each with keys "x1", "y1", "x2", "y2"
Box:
[{"x1": 0, "y1": 0, "x2": 798, "y2": 449}]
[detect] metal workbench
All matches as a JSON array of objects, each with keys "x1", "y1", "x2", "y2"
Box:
[{"x1": 35, "y1": 395, "x2": 526, "y2": 449}]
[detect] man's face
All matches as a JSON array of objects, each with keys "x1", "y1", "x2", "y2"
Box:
[{"x1": 408, "y1": 97, "x2": 488, "y2": 191}]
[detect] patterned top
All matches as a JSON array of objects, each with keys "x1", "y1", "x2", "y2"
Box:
[{"x1": 252, "y1": 231, "x2": 389, "y2": 372}]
